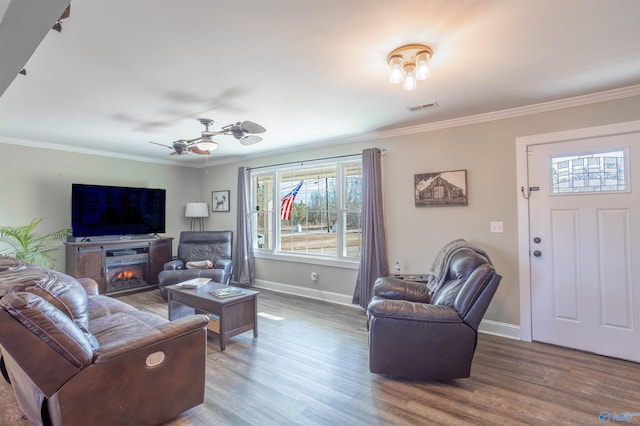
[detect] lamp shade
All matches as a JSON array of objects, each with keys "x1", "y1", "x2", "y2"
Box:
[{"x1": 185, "y1": 202, "x2": 209, "y2": 218}]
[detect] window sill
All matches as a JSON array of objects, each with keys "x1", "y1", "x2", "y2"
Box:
[{"x1": 254, "y1": 250, "x2": 359, "y2": 270}]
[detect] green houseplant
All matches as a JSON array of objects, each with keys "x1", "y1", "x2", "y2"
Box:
[{"x1": 0, "y1": 218, "x2": 71, "y2": 268}]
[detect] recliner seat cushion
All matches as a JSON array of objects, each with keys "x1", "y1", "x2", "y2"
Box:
[{"x1": 86, "y1": 295, "x2": 137, "y2": 321}]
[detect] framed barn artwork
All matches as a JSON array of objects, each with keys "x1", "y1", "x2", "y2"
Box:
[{"x1": 414, "y1": 169, "x2": 468, "y2": 207}]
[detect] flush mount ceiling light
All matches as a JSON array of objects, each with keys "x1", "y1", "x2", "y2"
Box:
[{"x1": 387, "y1": 44, "x2": 433, "y2": 91}]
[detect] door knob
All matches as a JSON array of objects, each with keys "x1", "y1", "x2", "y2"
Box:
[
  {"x1": 533, "y1": 250, "x2": 542, "y2": 257},
  {"x1": 533, "y1": 237, "x2": 541, "y2": 244}
]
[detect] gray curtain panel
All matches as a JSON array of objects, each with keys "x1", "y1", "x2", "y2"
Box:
[
  {"x1": 352, "y1": 148, "x2": 388, "y2": 308},
  {"x1": 234, "y1": 166, "x2": 255, "y2": 285}
]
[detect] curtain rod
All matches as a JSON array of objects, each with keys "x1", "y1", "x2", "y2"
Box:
[{"x1": 247, "y1": 152, "x2": 364, "y2": 171}]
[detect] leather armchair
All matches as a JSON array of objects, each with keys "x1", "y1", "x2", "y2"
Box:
[
  {"x1": 0, "y1": 262, "x2": 208, "y2": 426},
  {"x1": 158, "y1": 231, "x2": 233, "y2": 299},
  {"x1": 367, "y1": 247, "x2": 501, "y2": 380}
]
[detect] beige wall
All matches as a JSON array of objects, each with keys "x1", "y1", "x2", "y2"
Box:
[
  {"x1": 2, "y1": 94, "x2": 640, "y2": 330},
  {"x1": 0, "y1": 144, "x2": 201, "y2": 269},
  {"x1": 198, "y1": 95, "x2": 640, "y2": 327}
]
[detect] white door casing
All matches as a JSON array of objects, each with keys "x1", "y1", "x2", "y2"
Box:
[{"x1": 516, "y1": 120, "x2": 640, "y2": 362}]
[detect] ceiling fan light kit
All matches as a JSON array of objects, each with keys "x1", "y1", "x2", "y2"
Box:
[
  {"x1": 196, "y1": 139, "x2": 219, "y2": 152},
  {"x1": 387, "y1": 44, "x2": 433, "y2": 91}
]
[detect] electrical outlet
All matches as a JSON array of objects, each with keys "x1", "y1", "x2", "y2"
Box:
[{"x1": 490, "y1": 221, "x2": 504, "y2": 233}]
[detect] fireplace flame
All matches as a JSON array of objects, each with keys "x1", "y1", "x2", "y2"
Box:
[{"x1": 116, "y1": 270, "x2": 135, "y2": 280}]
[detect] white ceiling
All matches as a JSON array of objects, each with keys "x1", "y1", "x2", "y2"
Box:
[{"x1": 1, "y1": 0, "x2": 639, "y2": 166}]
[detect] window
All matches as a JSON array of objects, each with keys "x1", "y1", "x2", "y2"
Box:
[
  {"x1": 551, "y1": 150, "x2": 627, "y2": 194},
  {"x1": 251, "y1": 157, "x2": 362, "y2": 260}
]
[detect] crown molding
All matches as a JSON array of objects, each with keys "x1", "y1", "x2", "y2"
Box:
[
  {"x1": 239, "y1": 84, "x2": 640, "y2": 159},
  {"x1": 372, "y1": 84, "x2": 640, "y2": 140},
  {"x1": 2, "y1": 84, "x2": 639, "y2": 167},
  {"x1": 0, "y1": 135, "x2": 198, "y2": 167}
]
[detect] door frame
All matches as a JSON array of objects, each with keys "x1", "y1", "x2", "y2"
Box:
[{"x1": 515, "y1": 120, "x2": 640, "y2": 342}]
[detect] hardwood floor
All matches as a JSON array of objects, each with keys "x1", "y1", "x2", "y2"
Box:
[{"x1": 1, "y1": 287, "x2": 639, "y2": 425}]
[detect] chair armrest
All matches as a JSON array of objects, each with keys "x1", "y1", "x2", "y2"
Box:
[
  {"x1": 93, "y1": 314, "x2": 209, "y2": 363},
  {"x1": 367, "y1": 297, "x2": 461, "y2": 323},
  {"x1": 77, "y1": 278, "x2": 100, "y2": 296},
  {"x1": 373, "y1": 277, "x2": 430, "y2": 302},
  {"x1": 214, "y1": 258, "x2": 232, "y2": 273},
  {"x1": 163, "y1": 259, "x2": 185, "y2": 270}
]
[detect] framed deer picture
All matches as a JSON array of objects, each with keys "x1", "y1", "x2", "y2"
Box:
[{"x1": 211, "y1": 190, "x2": 230, "y2": 212}]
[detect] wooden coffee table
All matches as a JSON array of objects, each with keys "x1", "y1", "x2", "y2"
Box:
[{"x1": 167, "y1": 281, "x2": 259, "y2": 351}]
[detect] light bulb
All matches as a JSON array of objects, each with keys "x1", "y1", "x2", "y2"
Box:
[
  {"x1": 403, "y1": 64, "x2": 416, "y2": 91},
  {"x1": 415, "y1": 51, "x2": 431, "y2": 80},
  {"x1": 197, "y1": 141, "x2": 218, "y2": 151},
  {"x1": 388, "y1": 55, "x2": 404, "y2": 84}
]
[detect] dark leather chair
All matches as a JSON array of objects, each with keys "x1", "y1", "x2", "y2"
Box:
[
  {"x1": 0, "y1": 260, "x2": 208, "y2": 426},
  {"x1": 157, "y1": 231, "x2": 233, "y2": 299},
  {"x1": 367, "y1": 247, "x2": 501, "y2": 380}
]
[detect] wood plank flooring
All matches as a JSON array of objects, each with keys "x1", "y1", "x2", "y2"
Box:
[{"x1": 1, "y1": 287, "x2": 639, "y2": 425}]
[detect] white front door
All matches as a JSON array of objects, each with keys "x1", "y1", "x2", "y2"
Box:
[{"x1": 528, "y1": 132, "x2": 640, "y2": 362}]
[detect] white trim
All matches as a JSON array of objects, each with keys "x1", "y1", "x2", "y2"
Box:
[
  {"x1": 4, "y1": 85, "x2": 639, "y2": 167},
  {"x1": 515, "y1": 120, "x2": 640, "y2": 343},
  {"x1": 246, "y1": 278, "x2": 521, "y2": 339},
  {"x1": 0, "y1": 135, "x2": 195, "y2": 167},
  {"x1": 248, "y1": 279, "x2": 359, "y2": 307},
  {"x1": 478, "y1": 320, "x2": 521, "y2": 340},
  {"x1": 254, "y1": 250, "x2": 359, "y2": 269}
]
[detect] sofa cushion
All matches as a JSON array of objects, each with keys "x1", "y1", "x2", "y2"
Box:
[
  {"x1": 86, "y1": 295, "x2": 138, "y2": 321},
  {"x1": 89, "y1": 311, "x2": 166, "y2": 344},
  {"x1": 0, "y1": 255, "x2": 28, "y2": 272},
  {"x1": 0, "y1": 291, "x2": 94, "y2": 367},
  {"x1": 0, "y1": 263, "x2": 48, "y2": 297},
  {"x1": 16, "y1": 270, "x2": 91, "y2": 328}
]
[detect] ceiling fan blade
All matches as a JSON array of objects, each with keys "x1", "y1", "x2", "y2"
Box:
[
  {"x1": 189, "y1": 145, "x2": 211, "y2": 155},
  {"x1": 239, "y1": 121, "x2": 266, "y2": 134},
  {"x1": 238, "y1": 135, "x2": 263, "y2": 146},
  {"x1": 149, "y1": 141, "x2": 173, "y2": 149}
]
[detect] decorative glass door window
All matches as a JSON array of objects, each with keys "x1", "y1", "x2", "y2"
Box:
[{"x1": 551, "y1": 150, "x2": 627, "y2": 194}]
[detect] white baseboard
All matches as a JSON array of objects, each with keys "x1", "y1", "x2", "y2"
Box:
[
  {"x1": 478, "y1": 319, "x2": 521, "y2": 340},
  {"x1": 249, "y1": 279, "x2": 360, "y2": 308},
  {"x1": 245, "y1": 279, "x2": 522, "y2": 338}
]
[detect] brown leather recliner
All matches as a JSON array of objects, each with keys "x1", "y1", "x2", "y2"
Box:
[
  {"x1": 367, "y1": 246, "x2": 501, "y2": 380},
  {"x1": 158, "y1": 231, "x2": 233, "y2": 300},
  {"x1": 0, "y1": 261, "x2": 209, "y2": 426}
]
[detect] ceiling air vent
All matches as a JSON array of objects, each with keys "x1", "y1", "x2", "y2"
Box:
[{"x1": 407, "y1": 101, "x2": 439, "y2": 112}]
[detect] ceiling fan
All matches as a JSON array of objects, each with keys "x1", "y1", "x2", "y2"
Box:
[{"x1": 149, "y1": 118, "x2": 266, "y2": 156}]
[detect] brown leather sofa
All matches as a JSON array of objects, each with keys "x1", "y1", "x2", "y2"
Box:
[
  {"x1": 0, "y1": 257, "x2": 209, "y2": 426},
  {"x1": 158, "y1": 230, "x2": 233, "y2": 299},
  {"x1": 367, "y1": 245, "x2": 501, "y2": 380}
]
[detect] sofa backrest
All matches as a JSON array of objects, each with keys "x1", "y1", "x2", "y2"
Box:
[
  {"x1": 1, "y1": 291, "x2": 95, "y2": 368},
  {"x1": 430, "y1": 248, "x2": 500, "y2": 328},
  {"x1": 177, "y1": 231, "x2": 233, "y2": 263},
  {"x1": 1, "y1": 264, "x2": 98, "y2": 349}
]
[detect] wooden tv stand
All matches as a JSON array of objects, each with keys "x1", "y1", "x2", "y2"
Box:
[{"x1": 65, "y1": 237, "x2": 173, "y2": 295}]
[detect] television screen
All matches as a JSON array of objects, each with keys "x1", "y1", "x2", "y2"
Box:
[{"x1": 72, "y1": 184, "x2": 166, "y2": 238}]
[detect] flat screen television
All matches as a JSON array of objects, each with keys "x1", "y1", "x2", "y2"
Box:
[{"x1": 72, "y1": 183, "x2": 166, "y2": 238}]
